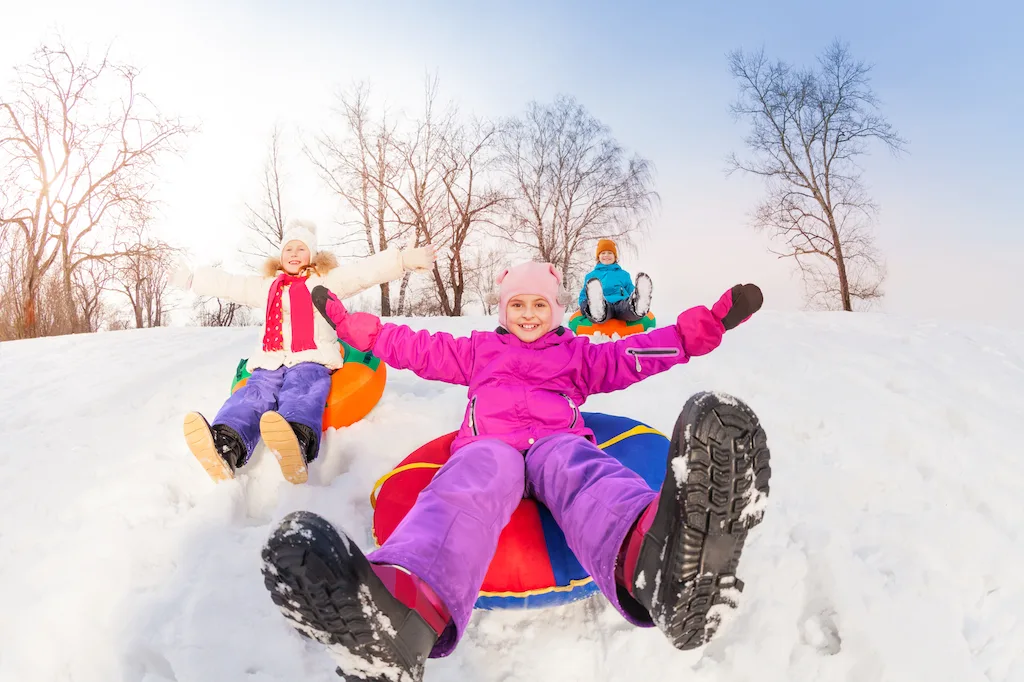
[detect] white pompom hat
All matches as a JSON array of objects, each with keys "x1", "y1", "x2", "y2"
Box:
[{"x1": 280, "y1": 218, "x2": 318, "y2": 259}]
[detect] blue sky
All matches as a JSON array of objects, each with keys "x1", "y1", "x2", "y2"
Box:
[{"x1": 3, "y1": 0, "x2": 1022, "y2": 323}]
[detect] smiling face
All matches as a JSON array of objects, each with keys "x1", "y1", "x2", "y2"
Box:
[
  {"x1": 505, "y1": 294, "x2": 553, "y2": 342},
  {"x1": 281, "y1": 240, "x2": 311, "y2": 274},
  {"x1": 598, "y1": 250, "x2": 616, "y2": 265}
]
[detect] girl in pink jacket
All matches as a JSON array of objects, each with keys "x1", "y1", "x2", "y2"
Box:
[{"x1": 261, "y1": 261, "x2": 771, "y2": 682}]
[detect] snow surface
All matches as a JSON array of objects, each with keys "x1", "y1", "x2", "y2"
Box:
[{"x1": 1, "y1": 312, "x2": 1023, "y2": 682}]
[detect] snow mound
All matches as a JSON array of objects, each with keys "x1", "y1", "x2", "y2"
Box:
[{"x1": 1, "y1": 312, "x2": 1022, "y2": 681}]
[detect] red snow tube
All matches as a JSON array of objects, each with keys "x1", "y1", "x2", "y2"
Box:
[{"x1": 370, "y1": 413, "x2": 668, "y2": 610}]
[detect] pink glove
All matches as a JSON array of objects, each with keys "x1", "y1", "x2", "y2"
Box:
[
  {"x1": 311, "y1": 286, "x2": 383, "y2": 352},
  {"x1": 711, "y1": 283, "x2": 763, "y2": 330}
]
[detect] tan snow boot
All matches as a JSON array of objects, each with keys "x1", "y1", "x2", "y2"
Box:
[
  {"x1": 259, "y1": 411, "x2": 309, "y2": 484},
  {"x1": 183, "y1": 412, "x2": 234, "y2": 482}
]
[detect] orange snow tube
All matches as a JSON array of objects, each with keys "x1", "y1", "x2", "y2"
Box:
[
  {"x1": 229, "y1": 342, "x2": 387, "y2": 431},
  {"x1": 321, "y1": 358, "x2": 387, "y2": 430},
  {"x1": 568, "y1": 309, "x2": 656, "y2": 338}
]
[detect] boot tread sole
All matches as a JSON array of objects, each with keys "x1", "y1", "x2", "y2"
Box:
[
  {"x1": 183, "y1": 412, "x2": 233, "y2": 482},
  {"x1": 643, "y1": 393, "x2": 771, "y2": 650},
  {"x1": 260, "y1": 411, "x2": 309, "y2": 484},
  {"x1": 261, "y1": 511, "x2": 429, "y2": 682}
]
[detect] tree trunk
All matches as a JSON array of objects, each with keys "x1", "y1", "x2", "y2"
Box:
[
  {"x1": 380, "y1": 281, "x2": 392, "y2": 316},
  {"x1": 22, "y1": 291, "x2": 36, "y2": 338},
  {"x1": 451, "y1": 250, "x2": 464, "y2": 316},
  {"x1": 836, "y1": 250, "x2": 852, "y2": 311},
  {"x1": 22, "y1": 262, "x2": 40, "y2": 337},
  {"x1": 432, "y1": 266, "x2": 453, "y2": 316},
  {"x1": 397, "y1": 272, "x2": 411, "y2": 315},
  {"x1": 827, "y1": 214, "x2": 853, "y2": 311},
  {"x1": 451, "y1": 286, "x2": 463, "y2": 316},
  {"x1": 61, "y1": 248, "x2": 81, "y2": 333}
]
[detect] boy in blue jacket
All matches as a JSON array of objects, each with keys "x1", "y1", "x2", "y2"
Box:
[{"x1": 579, "y1": 239, "x2": 653, "y2": 323}]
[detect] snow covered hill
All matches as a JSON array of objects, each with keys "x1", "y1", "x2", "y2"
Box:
[{"x1": 1, "y1": 313, "x2": 1023, "y2": 682}]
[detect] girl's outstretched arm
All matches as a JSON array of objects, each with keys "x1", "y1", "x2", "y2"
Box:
[
  {"x1": 580, "y1": 284, "x2": 762, "y2": 395},
  {"x1": 321, "y1": 249, "x2": 403, "y2": 301},
  {"x1": 322, "y1": 244, "x2": 436, "y2": 300},
  {"x1": 372, "y1": 324, "x2": 475, "y2": 386},
  {"x1": 172, "y1": 264, "x2": 267, "y2": 307},
  {"x1": 312, "y1": 286, "x2": 474, "y2": 386}
]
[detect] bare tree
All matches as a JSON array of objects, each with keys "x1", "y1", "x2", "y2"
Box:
[
  {"x1": 373, "y1": 78, "x2": 511, "y2": 317},
  {"x1": 0, "y1": 227, "x2": 27, "y2": 339},
  {"x1": 496, "y1": 95, "x2": 656, "y2": 286},
  {"x1": 428, "y1": 118, "x2": 506, "y2": 315},
  {"x1": 310, "y1": 79, "x2": 510, "y2": 316},
  {"x1": 193, "y1": 297, "x2": 253, "y2": 327},
  {"x1": 727, "y1": 41, "x2": 905, "y2": 311},
  {"x1": 307, "y1": 84, "x2": 404, "y2": 314},
  {"x1": 0, "y1": 263, "x2": 107, "y2": 338},
  {"x1": 465, "y1": 247, "x2": 505, "y2": 315},
  {"x1": 20, "y1": 273, "x2": 75, "y2": 337},
  {"x1": 242, "y1": 123, "x2": 288, "y2": 262},
  {"x1": 104, "y1": 313, "x2": 134, "y2": 331},
  {"x1": 184, "y1": 261, "x2": 253, "y2": 327},
  {"x1": 402, "y1": 285, "x2": 445, "y2": 317},
  {"x1": 110, "y1": 225, "x2": 177, "y2": 328},
  {"x1": 0, "y1": 40, "x2": 193, "y2": 338},
  {"x1": 378, "y1": 77, "x2": 451, "y2": 314},
  {"x1": 72, "y1": 259, "x2": 111, "y2": 332},
  {"x1": 0, "y1": 212, "x2": 114, "y2": 338}
]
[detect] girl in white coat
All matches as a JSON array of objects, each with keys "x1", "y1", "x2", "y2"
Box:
[{"x1": 171, "y1": 219, "x2": 434, "y2": 483}]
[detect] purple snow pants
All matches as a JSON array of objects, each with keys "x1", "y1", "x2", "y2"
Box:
[
  {"x1": 368, "y1": 433, "x2": 659, "y2": 657},
  {"x1": 212, "y1": 362, "x2": 331, "y2": 456}
]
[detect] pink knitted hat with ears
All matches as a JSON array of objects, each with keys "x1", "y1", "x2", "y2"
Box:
[{"x1": 496, "y1": 261, "x2": 566, "y2": 329}]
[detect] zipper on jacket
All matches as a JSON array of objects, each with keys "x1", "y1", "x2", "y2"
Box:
[
  {"x1": 561, "y1": 393, "x2": 579, "y2": 429},
  {"x1": 469, "y1": 396, "x2": 479, "y2": 436},
  {"x1": 625, "y1": 347, "x2": 680, "y2": 372}
]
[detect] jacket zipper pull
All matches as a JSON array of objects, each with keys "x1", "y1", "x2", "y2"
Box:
[
  {"x1": 632, "y1": 350, "x2": 642, "y2": 372},
  {"x1": 562, "y1": 394, "x2": 579, "y2": 428}
]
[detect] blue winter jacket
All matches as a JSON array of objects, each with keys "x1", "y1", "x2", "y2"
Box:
[{"x1": 578, "y1": 263, "x2": 635, "y2": 307}]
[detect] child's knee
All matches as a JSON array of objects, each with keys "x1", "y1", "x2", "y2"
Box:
[
  {"x1": 525, "y1": 433, "x2": 591, "y2": 470},
  {"x1": 450, "y1": 440, "x2": 525, "y2": 496}
]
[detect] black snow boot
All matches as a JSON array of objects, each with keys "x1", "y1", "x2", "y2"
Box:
[
  {"x1": 262, "y1": 511, "x2": 439, "y2": 681},
  {"x1": 620, "y1": 392, "x2": 771, "y2": 650},
  {"x1": 183, "y1": 412, "x2": 246, "y2": 482},
  {"x1": 212, "y1": 424, "x2": 247, "y2": 469},
  {"x1": 291, "y1": 422, "x2": 320, "y2": 464}
]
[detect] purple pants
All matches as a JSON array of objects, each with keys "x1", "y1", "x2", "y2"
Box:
[
  {"x1": 213, "y1": 362, "x2": 331, "y2": 456},
  {"x1": 369, "y1": 433, "x2": 658, "y2": 657}
]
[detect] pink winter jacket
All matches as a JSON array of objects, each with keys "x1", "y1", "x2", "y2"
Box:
[{"x1": 369, "y1": 307, "x2": 726, "y2": 453}]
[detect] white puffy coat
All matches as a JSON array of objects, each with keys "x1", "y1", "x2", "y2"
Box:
[{"x1": 191, "y1": 249, "x2": 404, "y2": 372}]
